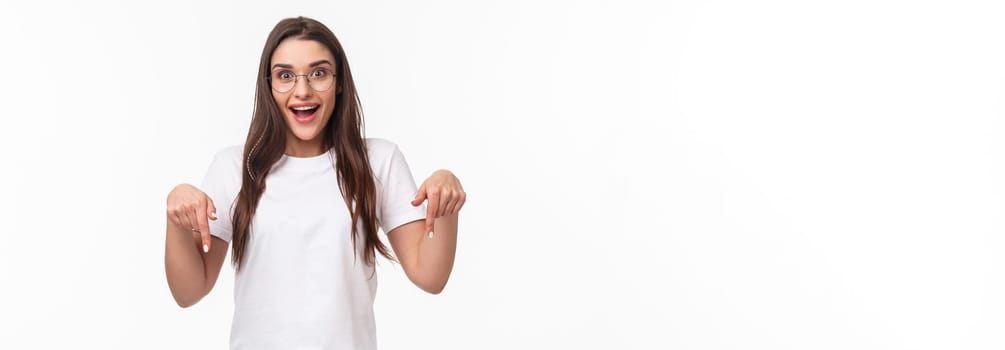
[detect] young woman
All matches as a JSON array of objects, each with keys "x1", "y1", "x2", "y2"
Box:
[{"x1": 164, "y1": 16, "x2": 465, "y2": 349}]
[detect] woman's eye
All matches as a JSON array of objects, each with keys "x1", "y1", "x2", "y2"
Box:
[
  {"x1": 311, "y1": 69, "x2": 328, "y2": 78},
  {"x1": 278, "y1": 71, "x2": 294, "y2": 80}
]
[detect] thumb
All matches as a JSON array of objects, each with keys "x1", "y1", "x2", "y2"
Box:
[
  {"x1": 411, "y1": 185, "x2": 427, "y2": 207},
  {"x1": 207, "y1": 197, "x2": 218, "y2": 221}
]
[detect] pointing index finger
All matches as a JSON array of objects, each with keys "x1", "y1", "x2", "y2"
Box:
[
  {"x1": 195, "y1": 204, "x2": 212, "y2": 253},
  {"x1": 425, "y1": 190, "x2": 439, "y2": 237}
]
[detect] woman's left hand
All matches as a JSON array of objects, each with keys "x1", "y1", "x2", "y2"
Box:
[{"x1": 411, "y1": 169, "x2": 466, "y2": 234}]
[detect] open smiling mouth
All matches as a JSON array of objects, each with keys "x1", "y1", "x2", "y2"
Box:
[{"x1": 290, "y1": 105, "x2": 320, "y2": 124}]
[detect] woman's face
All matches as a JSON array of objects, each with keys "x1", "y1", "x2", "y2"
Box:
[{"x1": 269, "y1": 38, "x2": 339, "y2": 156}]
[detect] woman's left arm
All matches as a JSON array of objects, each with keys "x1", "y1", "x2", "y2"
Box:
[{"x1": 388, "y1": 169, "x2": 465, "y2": 294}]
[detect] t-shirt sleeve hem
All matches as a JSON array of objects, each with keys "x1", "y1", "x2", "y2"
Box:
[
  {"x1": 210, "y1": 231, "x2": 233, "y2": 242},
  {"x1": 208, "y1": 219, "x2": 233, "y2": 242},
  {"x1": 382, "y1": 212, "x2": 426, "y2": 235}
]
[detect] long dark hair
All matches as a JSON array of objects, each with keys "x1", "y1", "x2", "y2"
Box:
[{"x1": 231, "y1": 16, "x2": 391, "y2": 271}]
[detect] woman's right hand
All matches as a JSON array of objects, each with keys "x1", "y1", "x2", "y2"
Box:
[{"x1": 167, "y1": 183, "x2": 217, "y2": 253}]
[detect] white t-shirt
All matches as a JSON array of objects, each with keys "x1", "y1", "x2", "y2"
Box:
[{"x1": 200, "y1": 138, "x2": 426, "y2": 350}]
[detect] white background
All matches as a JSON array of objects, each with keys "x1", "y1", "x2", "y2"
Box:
[{"x1": 1, "y1": 0, "x2": 1003, "y2": 349}]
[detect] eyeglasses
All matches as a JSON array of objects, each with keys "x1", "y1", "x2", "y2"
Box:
[{"x1": 268, "y1": 67, "x2": 336, "y2": 93}]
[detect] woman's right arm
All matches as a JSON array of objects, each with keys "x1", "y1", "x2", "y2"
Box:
[{"x1": 164, "y1": 183, "x2": 229, "y2": 308}]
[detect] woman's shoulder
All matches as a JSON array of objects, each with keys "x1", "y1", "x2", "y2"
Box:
[
  {"x1": 365, "y1": 137, "x2": 401, "y2": 157},
  {"x1": 202, "y1": 144, "x2": 244, "y2": 189},
  {"x1": 205, "y1": 145, "x2": 245, "y2": 174},
  {"x1": 211, "y1": 144, "x2": 245, "y2": 162}
]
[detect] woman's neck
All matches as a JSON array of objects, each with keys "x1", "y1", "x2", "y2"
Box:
[{"x1": 285, "y1": 138, "x2": 326, "y2": 158}]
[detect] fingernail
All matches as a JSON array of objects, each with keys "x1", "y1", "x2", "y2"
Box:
[
  {"x1": 210, "y1": 212, "x2": 217, "y2": 220},
  {"x1": 203, "y1": 244, "x2": 209, "y2": 253},
  {"x1": 428, "y1": 231, "x2": 434, "y2": 238}
]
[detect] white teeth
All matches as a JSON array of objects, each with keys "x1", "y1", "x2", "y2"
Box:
[{"x1": 292, "y1": 106, "x2": 318, "y2": 111}]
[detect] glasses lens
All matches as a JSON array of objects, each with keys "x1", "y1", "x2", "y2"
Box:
[
  {"x1": 271, "y1": 72, "x2": 295, "y2": 93},
  {"x1": 309, "y1": 70, "x2": 334, "y2": 92}
]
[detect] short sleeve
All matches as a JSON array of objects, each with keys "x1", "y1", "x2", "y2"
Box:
[
  {"x1": 200, "y1": 146, "x2": 243, "y2": 242},
  {"x1": 371, "y1": 140, "x2": 426, "y2": 234}
]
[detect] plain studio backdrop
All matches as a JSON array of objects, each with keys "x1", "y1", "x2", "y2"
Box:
[{"x1": 1, "y1": 0, "x2": 1003, "y2": 349}]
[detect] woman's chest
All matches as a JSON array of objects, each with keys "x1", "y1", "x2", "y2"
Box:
[{"x1": 250, "y1": 175, "x2": 354, "y2": 251}]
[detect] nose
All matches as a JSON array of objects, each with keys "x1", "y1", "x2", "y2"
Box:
[{"x1": 292, "y1": 75, "x2": 312, "y2": 99}]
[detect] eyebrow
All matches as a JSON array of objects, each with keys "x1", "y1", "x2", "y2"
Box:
[{"x1": 271, "y1": 60, "x2": 333, "y2": 70}]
